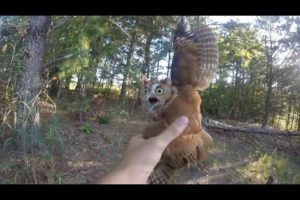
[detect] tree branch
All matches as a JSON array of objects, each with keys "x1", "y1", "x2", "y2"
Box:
[
  {"x1": 44, "y1": 53, "x2": 73, "y2": 68},
  {"x1": 108, "y1": 17, "x2": 130, "y2": 39},
  {"x1": 52, "y1": 16, "x2": 73, "y2": 30},
  {"x1": 203, "y1": 119, "x2": 300, "y2": 137}
]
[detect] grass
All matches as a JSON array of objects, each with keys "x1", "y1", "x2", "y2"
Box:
[
  {"x1": 1, "y1": 112, "x2": 65, "y2": 183},
  {"x1": 241, "y1": 150, "x2": 300, "y2": 184},
  {"x1": 102, "y1": 131, "x2": 113, "y2": 143},
  {"x1": 79, "y1": 122, "x2": 94, "y2": 134},
  {"x1": 98, "y1": 130, "x2": 129, "y2": 170},
  {"x1": 195, "y1": 131, "x2": 300, "y2": 184}
]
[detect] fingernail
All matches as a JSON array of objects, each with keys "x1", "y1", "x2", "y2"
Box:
[{"x1": 177, "y1": 116, "x2": 189, "y2": 126}]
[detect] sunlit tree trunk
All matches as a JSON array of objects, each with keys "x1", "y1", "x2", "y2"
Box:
[
  {"x1": 297, "y1": 110, "x2": 300, "y2": 131},
  {"x1": 15, "y1": 16, "x2": 51, "y2": 129},
  {"x1": 119, "y1": 30, "x2": 137, "y2": 104},
  {"x1": 286, "y1": 104, "x2": 292, "y2": 130}
]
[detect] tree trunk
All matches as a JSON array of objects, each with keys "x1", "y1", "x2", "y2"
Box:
[
  {"x1": 290, "y1": 111, "x2": 294, "y2": 130},
  {"x1": 297, "y1": 113, "x2": 300, "y2": 131},
  {"x1": 227, "y1": 64, "x2": 238, "y2": 119},
  {"x1": 270, "y1": 113, "x2": 276, "y2": 126},
  {"x1": 138, "y1": 33, "x2": 152, "y2": 104},
  {"x1": 119, "y1": 30, "x2": 137, "y2": 104},
  {"x1": 87, "y1": 37, "x2": 101, "y2": 96},
  {"x1": 15, "y1": 16, "x2": 51, "y2": 129},
  {"x1": 262, "y1": 39, "x2": 273, "y2": 129},
  {"x1": 166, "y1": 52, "x2": 172, "y2": 77},
  {"x1": 49, "y1": 79, "x2": 60, "y2": 98},
  {"x1": 156, "y1": 59, "x2": 160, "y2": 78},
  {"x1": 75, "y1": 72, "x2": 83, "y2": 92},
  {"x1": 261, "y1": 73, "x2": 272, "y2": 128},
  {"x1": 143, "y1": 33, "x2": 152, "y2": 77},
  {"x1": 286, "y1": 104, "x2": 292, "y2": 130}
]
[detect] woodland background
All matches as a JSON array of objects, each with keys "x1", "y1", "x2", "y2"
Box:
[{"x1": 0, "y1": 16, "x2": 299, "y2": 184}]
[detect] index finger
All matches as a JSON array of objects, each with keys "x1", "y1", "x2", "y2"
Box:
[{"x1": 153, "y1": 116, "x2": 189, "y2": 149}]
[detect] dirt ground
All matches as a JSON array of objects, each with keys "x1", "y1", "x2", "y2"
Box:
[{"x1": 1, "y1": 99, "x2": 300, "y2": 184}]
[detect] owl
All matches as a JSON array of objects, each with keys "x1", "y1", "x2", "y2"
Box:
[{"x1": 142, "y1": 17, "x2": 219, "y2": 184}]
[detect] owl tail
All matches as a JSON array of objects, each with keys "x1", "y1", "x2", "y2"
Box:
[
  {"x1": 148, "y1": 155, "x2": 203, "y2": 184},
  {"x1": 147, "y1": 132, "x2": 213, "y2": 184},
  {"x1": 147, "y1": 160, "x2": 176, "y2": 184}
]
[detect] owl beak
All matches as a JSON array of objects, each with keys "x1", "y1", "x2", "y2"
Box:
[{"x1": 148, "y1": 97, "x2": 159, "y2": 105}]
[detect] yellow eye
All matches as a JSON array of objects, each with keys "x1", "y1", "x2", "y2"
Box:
[{"x1": 155, "y1": 87, "x2": 164, "y2": 95}]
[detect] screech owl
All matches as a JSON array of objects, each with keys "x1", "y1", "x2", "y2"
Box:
[{"x1": 142, "y1": 17, "x2": 219, "y2": 184}]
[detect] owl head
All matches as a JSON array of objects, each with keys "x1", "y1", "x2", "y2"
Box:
[{"x1": 142, "y1": 76, "x2": 178, "y2": 120}]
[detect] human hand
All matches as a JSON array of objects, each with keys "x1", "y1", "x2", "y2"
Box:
[{"x1": 97, "y1": 116, "x2": 189, "y2": 184}]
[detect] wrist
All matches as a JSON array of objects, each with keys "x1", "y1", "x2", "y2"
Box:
[{"x1": 116, "y1": 159, "x2": 150, "y2": 184}]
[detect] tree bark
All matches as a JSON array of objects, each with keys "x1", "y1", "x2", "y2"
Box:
[
  {"x1": 119, "y1": 30, "x2": 137, "y2": 104},
  {"x1": 15, "y1": 16, "x2": 51, "y2": 129},
  {"x1": 138, "y1": 33, "x2": 152, "y2": 105},
  {"x1": 75, "y1": 72, "x2": 83, "y2": 92},
  {"x1": 166, "y1": 52, "x2": 172, "y2": 77},
  {"x1": 297, "y1": 113, "x2": 300, "y2": 131},
  {"x1": 143, "y1": 33, "x2": 152, "y2": 77},
  {"x1": 286, "y1": 104, "x2": 292, "y2": 130},
  {"x1": 262, "y1": 38, "x2": 274, "y2": 129},
  {"x1": 87, "y1": 37, "x2": 101, "y2": 96}
]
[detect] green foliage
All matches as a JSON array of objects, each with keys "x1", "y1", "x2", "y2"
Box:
[
  {"x1": 79, "y1": 122, "x2": 93, "y2": 134},
  {"x1": 44, "y1": 116, "x2": 65, "y2": 156},
  {"x1": 206, "y1": 157, "x2": 221, "y2": 169},
  {"x1": 3, "y1": 114, "x2": 64, "y2": 156},
  {"x1": 94, "y1": 83, "x2": 120, "y2": 97},
  {"x1": 97, "y1": 115, "x2": 111, "y2": 124}
]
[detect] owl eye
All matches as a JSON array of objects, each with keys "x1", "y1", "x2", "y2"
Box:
[{"x1": 155, "y1": 87, "x2": 164, "y2": 95}]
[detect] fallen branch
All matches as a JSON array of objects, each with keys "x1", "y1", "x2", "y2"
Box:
[{"x1": 203, "y1": 119, "x2": 300, "y2": 137}]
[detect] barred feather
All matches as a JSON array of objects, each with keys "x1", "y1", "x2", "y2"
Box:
[
  {"x1": 147, "y1": 130, "x2": 213, "y2": 184},
  {"x1": 171, "y1": 17, "x2": 219, "y2": 90}
]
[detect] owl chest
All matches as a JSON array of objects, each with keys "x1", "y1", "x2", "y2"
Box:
[{"x1": 162, "y1": 90, "x2": 201, "y2": 123}]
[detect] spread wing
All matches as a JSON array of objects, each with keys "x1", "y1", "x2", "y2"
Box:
[{"x1": 170, "y1": 17, "x2": 219, "y2": 90}]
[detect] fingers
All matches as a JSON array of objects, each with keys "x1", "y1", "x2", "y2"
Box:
[{"x1": 153, "y1": 116, "x2": 189, "y2": 149}]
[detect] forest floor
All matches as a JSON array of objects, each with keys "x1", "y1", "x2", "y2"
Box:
[{"x1": 1, "y1": 97, "x2": 300, "y2": 184}]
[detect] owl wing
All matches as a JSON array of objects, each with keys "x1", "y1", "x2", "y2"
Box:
[{"x1": 171, "y1": 17, "x2": 219, "y2": 90}]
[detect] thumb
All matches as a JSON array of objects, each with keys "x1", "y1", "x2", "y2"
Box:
[{"x1": 153, "y1": 116, "x2": 189, "y2": 149}]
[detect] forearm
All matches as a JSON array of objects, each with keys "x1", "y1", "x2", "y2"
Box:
[
  {"x1": 97, "y1": 162, "x2": 149, "y2": 184},
  {"x1": 97, "y1": 116, "x2": 189, "y2": 184}
]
